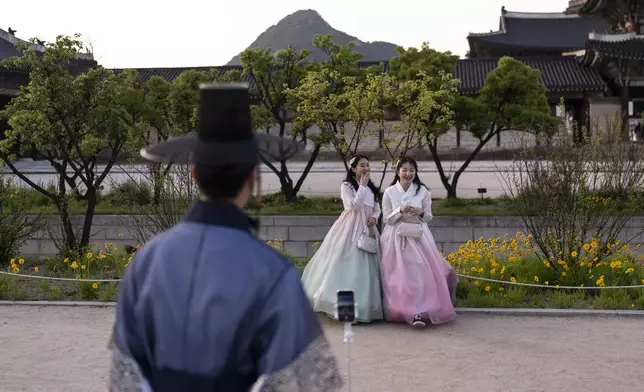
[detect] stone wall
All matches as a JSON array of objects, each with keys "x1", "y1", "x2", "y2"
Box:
[
  {"x1": 19, "y1": 215, "x2": 644, "y2": 258},
  {"x1": 266, "y1": 121, "x2": 539, "y2": 153}
]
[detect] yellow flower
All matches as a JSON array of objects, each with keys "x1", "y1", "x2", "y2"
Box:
[
  {"x1": 485, "y1": 286, "x2": 491, "y2": 292},
  {"x1": 12, "y1": 267, "x2": 19, "y2": 273},
  {"x1": 92, "y1": 282, "x2": 99, "y2": 289},
  {"x1": 562, "y1": 272, "x2": 567, "y2": 277},
  {"x1": 64, "y1": 258, "x2": 69, "y2": 263},
  {"x1": 583, "y1": 243, "x2": 590, "y2": 251},
  {"x1": 312, "y1": 242, "x2": 321, "y2": 247},
  {"x1": 81, "y1": 265, "x2": 87, "y2": 270},
  {"x1": 10, "y1": 258, "x2": 15, "y2": 264},
  {"x1": 571, "y1": 251, "x2": 578, "y2": 257},
  {"x1": 71, "y1": 261, "x2": 78, "y2": 269},
  {"x1": 510, "y1": 277, "x2": 517, "y2": 283},
  {"x1": 631, "y1": 304, "x2": 635, "y2": 308},
  {"x1": 498, "y1": 287, "x2": 504, "y2": 292},
  {"x1": 626, "y1": 268, "x2": 634, "y2": 274},
  {"x1": 474, "y1": 281, "x2": 480, "y2": 286},
  {"x1": 18, "y1": 258, "x2": 24, "y2": 264},
  {"x1": 86, "y1": 252, "x2": 93, "y2": 259},
  {"x1": 33, "y1": 266, "x2": 39, "y2": 273},
  {"x1": 534, "y1": 276, "x2": 540, "y2": 283}
]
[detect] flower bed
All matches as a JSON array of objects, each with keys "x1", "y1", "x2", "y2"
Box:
[
  {"x1": 449, "y1": 233, "x2": 644, "y2": 309},
  {"x1": 2, "y1": 235, "x2": 644, "y2": 309}
]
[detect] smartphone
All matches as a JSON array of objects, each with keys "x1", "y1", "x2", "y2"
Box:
[{"x1": 335, "y1": 290, "x2": 356, "y2": 323}]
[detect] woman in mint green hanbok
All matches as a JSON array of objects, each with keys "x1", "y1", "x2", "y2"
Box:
[{"x1": 301, "y1": 155, "x2": 384, "y2": 323}]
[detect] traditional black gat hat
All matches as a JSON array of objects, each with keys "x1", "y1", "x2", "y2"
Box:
[{"x1": 140, "y1": 82, "x2": 305, "y2": 164}]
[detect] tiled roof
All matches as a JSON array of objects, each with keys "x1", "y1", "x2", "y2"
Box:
[
  {"x1": 112, "y1": 62, "x2": 388, "y2": 85},
  {"x1": 468, "y1": 8, "x2": 609, "y2": 51},
  {"x1": 2, "y1": 58, "x2": 606, "y2": 97},
  {"x1": 585, "y1": 34, "x2": 644, "y2": 60},
  {"x1": 454, "y1": 56, "x2": 606, "y2": 96},
  {"x1": 0, "y1": 35, "x2": 22, "y2": 60},
  {"x1": 114, "y1": 65, "x2": 243, "y2": 83}
]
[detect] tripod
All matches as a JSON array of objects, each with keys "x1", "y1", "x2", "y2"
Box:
[{"x1": 343, "y1": 322, "x2": 355, "y2": 392}]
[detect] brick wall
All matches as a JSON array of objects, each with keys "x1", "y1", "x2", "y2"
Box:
[{"x1": 19, "y1": 215, "x2": 644, "y2": 258}]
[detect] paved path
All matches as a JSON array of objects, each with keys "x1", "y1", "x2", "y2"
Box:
[
  {"x1": 8, "y1": 160, "x2": 514, "y2": 198},
  {"x1": 1, "y1": 306, "x2": 642, "y2": 392}
]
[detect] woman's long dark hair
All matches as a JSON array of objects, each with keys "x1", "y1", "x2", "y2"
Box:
[
  {"x1": 390, "y1": 156, "x2": 427, "y2": 196},
  {"x1": 344, "y1": 155, "x2": 381, "y2": 201}
]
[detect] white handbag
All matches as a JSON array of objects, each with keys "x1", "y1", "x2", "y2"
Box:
[
  {"x1": 396, "y1": 214, "x2": 423, "y2": 238},
  {"x1": 357, "y1": 208, "x2": 378, "y2": 254},
  {"x1": 357, "y1": 228, "x2": 378, "y2": 253}
]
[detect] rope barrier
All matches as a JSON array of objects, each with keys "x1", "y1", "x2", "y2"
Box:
[
  {"x1": 455, "y1": 274, "x2": 644, "y2": 290},
  {"x1": 2, "y1": 270, "x2": 644, "y2": 290},
  {"x1": 0, "y1": 271, "x2": 121, "y2": 282}
]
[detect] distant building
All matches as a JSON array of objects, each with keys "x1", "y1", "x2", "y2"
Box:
[{"x1": 1, "y1": 0, "x2": 643, "y2": 156}]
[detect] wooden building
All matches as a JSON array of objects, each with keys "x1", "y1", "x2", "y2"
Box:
[{"x1": 2, "y1": 0, "x2": 643, "y2": 152}]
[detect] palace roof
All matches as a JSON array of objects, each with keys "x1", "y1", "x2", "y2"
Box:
[
  {"x1": 584, "y1": 33, "x2": 644, "y2": 61},
  {"x1": 114, "y1": 57, "x2": 606, "y2": 97},
  {"x1": 455, "y1": 56, "x2": 606, "y2": 96},
  {"x1": 468, "y1": 7, "x2": 609, "y2": 55}
]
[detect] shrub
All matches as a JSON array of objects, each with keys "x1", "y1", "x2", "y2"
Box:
[
  {"x1": 0, "y1": 177, "x2": 45, "y2": 266},
  {"x1": 505, "y1": 109, "x2": 644, "y2": 267}
]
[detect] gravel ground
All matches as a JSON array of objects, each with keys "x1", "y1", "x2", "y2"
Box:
[{"x1": 1, "y1": 305, "x2": 643, "y2": 392}]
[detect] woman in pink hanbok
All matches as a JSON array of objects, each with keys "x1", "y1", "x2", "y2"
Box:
[
  {"x1": 301, "y1": 155, "x2": 384, "y2": 323},
  {"x1": 380, "y1": 157, "x2": 458, "y2": 328}
]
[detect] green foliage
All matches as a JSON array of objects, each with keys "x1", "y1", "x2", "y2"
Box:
[
  {"x1": 427, "y1": 56, "x2": 556, "y2": 198},
  {"x1": 389, "y1": 42, "x2": 459, "y2": 82},
  {"x1": 241, "y1": 46, "x2": 309, "y2": 124},
  {"x1": 0, "y1": 34, "x2": 132, "y2": 252},
  {"x1": 0, "y1": 177, "x2": 45, "y2": 266},
  {"x1": 241, "y1": 45, "x2": 316, "y2": 201}
]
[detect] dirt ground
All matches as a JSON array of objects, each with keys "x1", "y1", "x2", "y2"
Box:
[{"x1": 0, "y1": 305, "x2": 642, "y2": 392}]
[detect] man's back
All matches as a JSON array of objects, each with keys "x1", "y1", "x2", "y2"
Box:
[{"x1": 109, "y1": 202, "x2": 343, "y2": 391}]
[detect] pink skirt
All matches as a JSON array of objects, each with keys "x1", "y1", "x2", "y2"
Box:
[{"x1": 379, "y1": 223, "x2": 458, "y2": 325}]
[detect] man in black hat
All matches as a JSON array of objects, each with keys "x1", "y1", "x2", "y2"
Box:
[{"x1": 108, "y1": 83, "x2": 343, "y2": 391}]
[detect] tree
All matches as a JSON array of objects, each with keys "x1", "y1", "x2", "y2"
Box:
[
  {"x1": 116, "y1": 69, "x2": 245, "y2": 242},
  {"x1": 441, "y1": 57, "x2": 557, "y2": 198},
  {"x1": 294, "y1": 69, "x2": 393, "y2": 175},
  {"x1": 402, "y1": 56, "x2": 557, "y2": 198},
  {"x1": 241, "y1": 46, "x2": 315, "y2": 202},
  {"x1": 290, "y1": 35, "x2": 377, "y2": 170},
  {"x1": 0, "y1": 35, "x2": 131, "y2": 254},
  {"x1": 389, "y1": 42, "x2": 459, "y2": 83},
  {"x1": 373, "y1": 74, "x2": 428, "y2": 191}
]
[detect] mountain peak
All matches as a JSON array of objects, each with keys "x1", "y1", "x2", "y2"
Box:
[
  {"x1": 282, "y1": 9, "x2": 329, "y2": 25},
  {"x1": 226, "y1": 9, "x2": 398, "y2": 65}
]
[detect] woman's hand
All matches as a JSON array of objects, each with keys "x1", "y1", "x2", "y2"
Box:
[
  {"x1": 408, "y1": 207, "x2": 422, "y2": 216},
  {"x1": 366, "y1": 217, "x2": 376, "y2": 227},
  {"x1": 401, "y1": 205, "x2": 411, "y2": 213},
  {"x1": 359, "y1": 172, "x2": 370, "y2": 186}
]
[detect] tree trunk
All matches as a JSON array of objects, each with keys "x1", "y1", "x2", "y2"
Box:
[
  {"x1": 281, "y1": 183, "x2": 297, "y2": 203},
  {"x1": 446, "y1": 184, "x2": 458, "y2": 199},
  {"x1": 80, "y1": 186, "x2": 97, "y2": 249},
  {"x1": 152, "y1": 163, "x2": 164, "y2": 205},
  {"x1": 57, "y1": 199, "x2": 78, "y2": 254}
]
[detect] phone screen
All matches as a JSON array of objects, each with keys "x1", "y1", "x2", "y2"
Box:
[{"x1": 337, "y1": 290, "x2": 355, "y2": 305}]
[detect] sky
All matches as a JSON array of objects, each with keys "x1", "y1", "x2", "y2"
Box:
[{"x1": 3, "y1": 0, "x2": 571, "y2": 68}]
